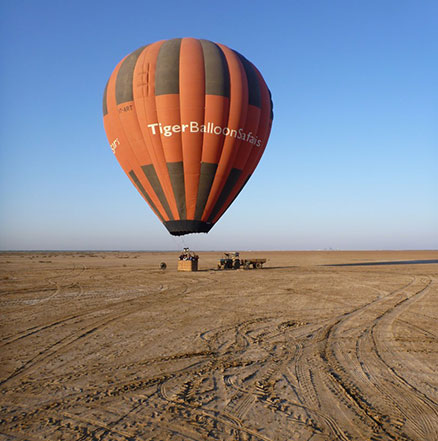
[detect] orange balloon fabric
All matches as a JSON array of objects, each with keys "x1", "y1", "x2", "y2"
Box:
[{"x1": 103, "y1": 38, "x2": 273, "y2": 235}]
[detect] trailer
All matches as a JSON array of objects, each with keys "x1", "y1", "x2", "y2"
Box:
[
  {"x1": 241, "y1": 258, "x2": 266, "y2": 269},
  {"x1": 217, "y1": 252, "x2": 266, "y2": 270}
]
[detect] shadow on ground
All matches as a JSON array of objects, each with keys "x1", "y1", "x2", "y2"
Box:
[{"x1": 325, "y1": 259, "x2": 438, "y2": 267}]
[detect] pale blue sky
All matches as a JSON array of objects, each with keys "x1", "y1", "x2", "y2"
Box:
[{"x1": 0, "y1": 0, "x2": 437, "y2": 250}]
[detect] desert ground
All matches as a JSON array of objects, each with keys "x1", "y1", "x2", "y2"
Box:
[{"x1": 0, "y1": 250, "x2": 437, "y2": 441}]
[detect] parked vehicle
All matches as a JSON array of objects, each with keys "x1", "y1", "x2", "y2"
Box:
[{"x1": 217, "y1": 252, "x2": 266, "y2": 270}]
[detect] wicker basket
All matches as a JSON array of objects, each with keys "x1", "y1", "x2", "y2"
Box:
[{"x1": 177, "y1": 260, "x2": 198, "y2": 272}]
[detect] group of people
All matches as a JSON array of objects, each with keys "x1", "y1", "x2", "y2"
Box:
[{"x1": 179, "y1": 247, "x2": 199, "y2": 261}]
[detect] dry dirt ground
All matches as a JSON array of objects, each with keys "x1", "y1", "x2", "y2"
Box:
[{"x1": 0, "y1": 250, "x2": 437, "y2": 441}]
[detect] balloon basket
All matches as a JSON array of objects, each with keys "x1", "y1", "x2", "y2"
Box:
[
  {"x1": 177, "y1": 248, "x2": 199, "y2": 272},
  {"x1": 177, "y1": 260, "x2": 198, "y2": 272}
]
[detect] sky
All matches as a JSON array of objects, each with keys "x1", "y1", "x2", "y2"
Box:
[{"x1": 0, "y1": 0, "x2": 437, "y2": 251}]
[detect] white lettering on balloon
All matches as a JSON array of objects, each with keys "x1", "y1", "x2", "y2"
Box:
[
  {"x1": 110, "y1": 138, "x2": 120, "y2": 154},
  {"x1": 147, "y1": 122, "x2": 262, "y2": 146}
]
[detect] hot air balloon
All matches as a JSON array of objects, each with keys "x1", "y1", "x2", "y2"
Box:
[{"x1": 103, "y1": 38, "x2": 273, "y2": 236}]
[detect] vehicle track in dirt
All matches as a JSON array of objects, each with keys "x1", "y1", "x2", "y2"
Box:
[
  {"x1": 313, "y1": 275, "x2": 438, "y2": 441},
  {"x1": 0, "y1": 280, "x2": 195, "y2": 387},
  {"x1": 1, "y1": 251, "x2": 437, "y2": 440}
]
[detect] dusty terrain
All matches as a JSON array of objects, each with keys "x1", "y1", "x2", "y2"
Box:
[{"x1": 0, "y1": 250, "x2": 437, "y2": 441}]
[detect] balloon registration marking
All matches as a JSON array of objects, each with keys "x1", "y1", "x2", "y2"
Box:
[{"x1": 110, "y1": 138, "x2": 120, "y2": 154}]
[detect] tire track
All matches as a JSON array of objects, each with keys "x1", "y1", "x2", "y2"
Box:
[
  {"x1": 290, "y1": 277, "x2": 419, "y2": 440},
  {"x1": 0, "y1": 283, "x2": 191, "y2": 387},
  {"x1": 354, "y1": 278, "x2": 436, "y2": 439},
  {"x1": 369, "y1": 277, "x2": 438, "y2": 440},
  {"x1": 2, "y1": 253, "x2": 437, "y2": 441},
  {"x1": 0, "y1": 278, "x2": 179, "y2": 348},
  {"x1": 317, "y1": 275, "x2": 437, "y2": 440}
]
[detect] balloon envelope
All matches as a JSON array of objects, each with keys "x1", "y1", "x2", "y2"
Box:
[{"x1": 103, "y1": 38, "x2": 273, "y2": 235}]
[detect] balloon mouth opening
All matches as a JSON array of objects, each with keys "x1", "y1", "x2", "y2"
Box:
[{"x1": 164, "y1": 220, "x2": 214, "y2": 236}]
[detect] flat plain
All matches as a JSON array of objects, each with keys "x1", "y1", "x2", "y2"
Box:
[{"x1": 0, "y1": 250, "x2": 437, "y2": 441}]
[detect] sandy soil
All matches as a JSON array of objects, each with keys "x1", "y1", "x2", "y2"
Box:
[{"x1": 0, "y1": 250, "x2": 437, "y2": 441}]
